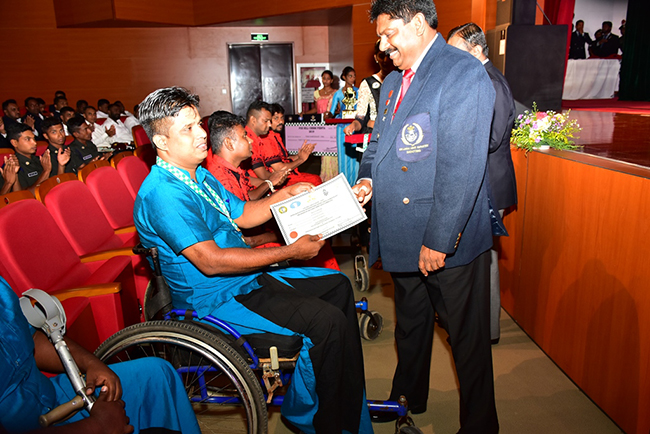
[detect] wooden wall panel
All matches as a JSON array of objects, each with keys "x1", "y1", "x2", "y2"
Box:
[
  {"x1": 113, "y1": 0, "x2": 194, "y2": 26},
  {"x1": 52, "y1": 0, "x2": 114, "y2": 27},
  {"x1": 500, "y1": 150, "x2": 650, "y2": 434}
]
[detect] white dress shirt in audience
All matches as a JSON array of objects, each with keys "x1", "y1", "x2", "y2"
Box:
[
  {"x1": 103, "y1": 117, "x2": 133, "y2": 144},
  {"x1": 96, "y1": 110, "x2": 109, "y2": 119},
  {"x1": 123, "y1": 114, "x2": 140, "y2": 132},
  {"x1": 87, "y1": 120, "x2": 113, "y2": 150}
]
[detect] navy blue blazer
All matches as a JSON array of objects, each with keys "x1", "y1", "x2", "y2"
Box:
[
  {"x1": 485, "y1": 60, "x2": 517, "y2": 210},
  {"x1": 358, "y1": 35, "x2": 496, "y2": 272}
]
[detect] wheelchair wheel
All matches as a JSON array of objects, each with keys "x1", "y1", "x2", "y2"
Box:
[
  {"x1": 359, "y1": 310, "x2": 383, "y2": 340},
  {"x1": 95, "y1": 320, "x2": 267, "y2": 434},
  {"x1": 354, "y1": 255, "x2": 370, "y2": 292}
]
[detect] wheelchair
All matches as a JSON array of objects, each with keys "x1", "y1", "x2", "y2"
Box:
[{"x1": 94, "y1": 246, "x2": 422, "y2": 434}]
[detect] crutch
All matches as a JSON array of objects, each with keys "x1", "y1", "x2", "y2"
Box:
[{"x1": 20, "y1": 289, "x2": 95, "y2": 427}]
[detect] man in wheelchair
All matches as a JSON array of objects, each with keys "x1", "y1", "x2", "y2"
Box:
[{"x1": 133, "y1": 87, "x2": 373, "y2": 434}]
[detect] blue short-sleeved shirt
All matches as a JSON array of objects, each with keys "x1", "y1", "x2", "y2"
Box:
[
  {"x1": 134, "y1": 164, "x2": 267, "y2": 317},
  {"x1": 0, "y1": 278, "x2": 58, "y2": 432}
]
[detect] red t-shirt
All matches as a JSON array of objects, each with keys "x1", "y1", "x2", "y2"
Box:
[{"x1": 205, "y1": 153, "x2": 254, "y2": 201}]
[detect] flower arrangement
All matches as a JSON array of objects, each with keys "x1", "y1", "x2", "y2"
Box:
[{"x1": 511, "y1": 103, "x2": 582, "y2": 152}]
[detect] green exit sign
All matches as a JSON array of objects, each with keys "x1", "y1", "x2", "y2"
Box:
[{"x1": 251, "y1": 33, "x2": 269, "y2": 41}]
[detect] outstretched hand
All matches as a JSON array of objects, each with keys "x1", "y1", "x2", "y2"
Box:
[{"x1": 351, "y1": 180, "x2": 372, "y2": 208}]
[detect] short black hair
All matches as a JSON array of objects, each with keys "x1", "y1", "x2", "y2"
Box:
[
  {"x1": 576, "y1": 19, "x2": 584, "y2": 26},
  {"x1": 602, "y1": 21, "x2": 612, "y2": 28},
  {"x1": 246, "y1": 100, "x2": 271, "y2": 122},
  {"x1": 53, "y1": 96, "x2": 67, "y2": 106},
  {"x1": 208, "y1": 110, "x2": 246, "y2": 154},
  {"x1": 85, "y1": 105, "x2": 97, "y2": 113},
  {"x1": 24, "y1": 96, "x2": 38, "y2": 107},
  {"x1": 76, "y1": 99, "x2": 88, "y2": 110},
  {"x1": 60, "y1": 106, "x2": 75, "y2": 117},
  {"x1": 2, "y1": 99, "x2": 17, "y2": 111},
  {"x1": 447, "y1": 22, "x2": 489, "y2": 56},
  {"x1": 108, "y1": 103, "x2": 120, "y2": 111},
  {"x1": 370, "y1": 0, "x2": 438, "y2": 29},
  {"x1": 341, "y1": 66, "x2": 355, "y2": 80},
  {"x1": 6, "y1": 123, "x2": 32, "y2": 141},
  {"x1": 138, "y1": 86, "x2": 200, "y2": 140},
  {"x1": 54, "y1": 90, "x2": 66, "y2": 98},
  {"x1": 67, "y1": 115, "x2": 87, "y2": 134},
  {"x1": 97, "y1": 99, "x2": 110, "y2": 108},
  {"x1": 41, "y1": 116, "x2": 63, "y2": 134},
  {"x1": 270, "y1": 103, "x2": 285, "y2": 116},
  {"x1": 36, "y1": 98, "x2": 45, "y2": 105}
]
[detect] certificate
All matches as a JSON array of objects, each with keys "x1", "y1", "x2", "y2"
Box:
[{"x1": 270, "y1": 174, "x2": 367, "y2": 244}]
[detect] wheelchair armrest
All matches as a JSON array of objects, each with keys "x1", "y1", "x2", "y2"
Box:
[
  {"x1": 51, "y1": 282, "x2": 121, "y2": 302},
  {"x1": 80, "y1": 248, "x2": 135, "y2": 263}
]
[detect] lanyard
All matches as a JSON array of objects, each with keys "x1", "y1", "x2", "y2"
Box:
[{"x1": 156, "y1": 157, "x2": 245, "y2": 241}]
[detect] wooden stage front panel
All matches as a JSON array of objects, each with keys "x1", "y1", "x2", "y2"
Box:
[{"x1": 500, "y1": 144, "x2": 650, "y2": 434}]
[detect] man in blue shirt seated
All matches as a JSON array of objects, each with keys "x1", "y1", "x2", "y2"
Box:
[
  {"x1": 133, "y1": 87, "x2": 372, "y2": 434},
  {"x1": 0, "y1": 277, "x2": 200, "y2": 434}
]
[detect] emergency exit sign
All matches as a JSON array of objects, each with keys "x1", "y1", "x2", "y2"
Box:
[{"x1": 251, "y1": 33, "x2": 269, "y2": 41}]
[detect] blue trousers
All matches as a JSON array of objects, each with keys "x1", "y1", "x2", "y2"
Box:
[{"x1": 52, "y1": 357, "x2": 200, "y2": 434}]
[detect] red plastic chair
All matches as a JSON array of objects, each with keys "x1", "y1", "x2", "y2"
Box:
[
  {"x1": 116, "y1": 155, "x2": 150, "y2": 199},
  {"x1": 132, "y1": 125, "x2": 151, "y2": 147},
  {"x1": 64, "y1": 135, "x2": 75, "y2": 145},
  {"x1": 96, "y1": 118, "x2": 106, "y2": 126},
  {"x1": 35, "y1": 144, "x2": 48, "y2": 157},
  {"x1": 133, "y1": 145, "x2": 156, "y2": 168},
  {"x1": 0, "y1": 200, "x2": 140, "y2": 342},
  {"x1": 81, "y1": 163, "x2": 136, "y2": 230}
]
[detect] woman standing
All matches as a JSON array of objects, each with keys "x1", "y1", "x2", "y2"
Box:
[
  {"x1": 344, "y1": 41, "x2": 394, "y2": 136},
  {"x1": 321, "y1": 66, "x2": 357, "y2": 181}
]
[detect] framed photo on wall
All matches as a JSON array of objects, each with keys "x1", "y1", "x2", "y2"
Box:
[{"x1": 296, "y1": 63, "x2": 330, "y2": 114}]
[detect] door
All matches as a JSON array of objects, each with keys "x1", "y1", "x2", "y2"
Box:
[{"x1": 229, "y1": 43, "x2": 294, "y2": 117}]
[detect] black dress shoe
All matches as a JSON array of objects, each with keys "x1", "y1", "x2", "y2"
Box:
[
  {"x1": 491, "y1": 338, "x2": 500, "y2": 345},
  {"x1": 369, "y1": 410, "x2": 399, "y2": 423}
]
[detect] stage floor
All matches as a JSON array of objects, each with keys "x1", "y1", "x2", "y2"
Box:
[{"x1": 565, "y1": 110, "x2": 650, "y2": 169}]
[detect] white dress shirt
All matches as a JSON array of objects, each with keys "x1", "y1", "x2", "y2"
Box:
[{"x1": 103, "y1": 117, "x2": 133, "y2": 144}]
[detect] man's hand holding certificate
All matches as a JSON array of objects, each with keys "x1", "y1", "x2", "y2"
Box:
[{"x1": 271, "y1": 174, "x2": 367, "y2": 244}]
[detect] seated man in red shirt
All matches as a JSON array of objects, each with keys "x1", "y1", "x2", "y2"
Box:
[
  {"x1": 246, "y1": 101, "x2": 322, "y2": 187},
  {"x1": 207, "y1": 110, "x2": 339, "y2": 270}
]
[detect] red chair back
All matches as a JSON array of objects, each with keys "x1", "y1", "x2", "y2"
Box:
[
  {"x1": 116, "y1": 156, "x2": 150, "y2": 199},
  {"x1": 64, "y1": 135, "x2": 75, "y2": 145},
  {"x1": 83, "y1": 165, "x2": 135, "y2": 229},
  {"x1": 96, "y1": 118, "x2": 107, "y2": 125},
  {"x1": 132, "y1": 125, "x2": 151, "y2": 147},
  {"x1": 43, "y1": 179, "x2": 128, "y2": 257},
  {"x1": 0, "y1": 200, "x2": 92, "y2": 293},
  {"x1": 35, "y1": 144, "x2": 48, "y2": 157}
]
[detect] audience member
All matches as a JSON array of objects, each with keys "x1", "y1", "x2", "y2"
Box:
[
  {"x1": 134, "y1": 87, "x2": 370, "y2": 434},
  {"x1": 103, "y1": 103, "x2": 134, "y2": 144},
  {"x1": 2, "y1": 99, "x2": 21, "y2": 129},
  {"x1": 0, "y1": 277, "x2": 201, "y2": 434},
  {"x1": 116, "y1": 100, "x2": 140, "y2": 131},
  {"x1": 592, "y1": 21, "x2": 620, "y2": 57},
  {"x1": 96, "y1": 99, "x2": 110, "y2": 118},
  {"x1": 76, "y1": 99, "x2": 88, "y2": 114},
  {"x1": 0, "y1": 154, "x2": 20, "y2": 194},
  {"x1": 0, "y1": 116, "x2": 12, "y2": 149},
  {"x1": 51, "y1": 96, "x2": 68, "y2": 121},
  {"x1": 448, "y1": 22, "x2": 517, "y2": 344},
  {"x1": 48, "y1": 90, "x2": 66, "y2": 114},
  {"x1": 84, "y1": 105, "x2": 115, "y2": 150},
  {"x1": 300, "y1": 70, "x2": 337, "y2": 116},
  {"x1": 207, "y1": 110, "x2": 287, "y2": 202},
  {"x1": 59, "y1": 106, "x2": 76, "y2": 135},
  {"x1": 41, "y1": 116, "x2": 72, "y2": 176},
  {"x1": 67, "y1": 115, "x2": 109, "y2": 172},
  {"x1": 7, "y1": 123, "x2": 52, "y2": 192},
  {"x1": 244, "y1": 101, "x2": 280, "y2": 182},
  {"x1": 257, "y1": 103, "x2": 321, "y2": 187},
  {"x1": 21, "y1": 96, "x2": 46, "y2": 141},
  {"x1": 569, "y1": 20, "x2": 593, "y2": 59}
]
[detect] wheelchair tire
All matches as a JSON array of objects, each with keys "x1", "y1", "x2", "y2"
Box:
[
  {"x1": 95, "y1": 320, "x2": 267, "y2": 434},
  {"x1": 354, "y1": 265, "x2": 369, "y2": 292},
  {"x1": 359, "y1": 310, "x2": 383, "y2": 340}
]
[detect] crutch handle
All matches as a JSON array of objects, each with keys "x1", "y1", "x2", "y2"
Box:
[{"x1": 39, "y1": 395, "x2": 84, "y2": 427}]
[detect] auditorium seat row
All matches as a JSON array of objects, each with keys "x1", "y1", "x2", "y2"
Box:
[{"x1": 0, "y1": 151, "x2": 153, "y2": 352}]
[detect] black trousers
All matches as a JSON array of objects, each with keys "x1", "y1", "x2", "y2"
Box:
[
  {"x1": 235, "y1": 273, "x2": 367, "y2": 434},
  {"x1": 389, "y1": 251, "x2": 498, "y2": 434}
]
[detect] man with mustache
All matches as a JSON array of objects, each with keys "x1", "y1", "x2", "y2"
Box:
[{"x1": 353, "y1": 0, "x2": 498, "y2": 432}]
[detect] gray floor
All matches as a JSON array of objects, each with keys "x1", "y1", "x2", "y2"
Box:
[{"x1": 197, "y1": 238, "x2": 624, "y2": 433}]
